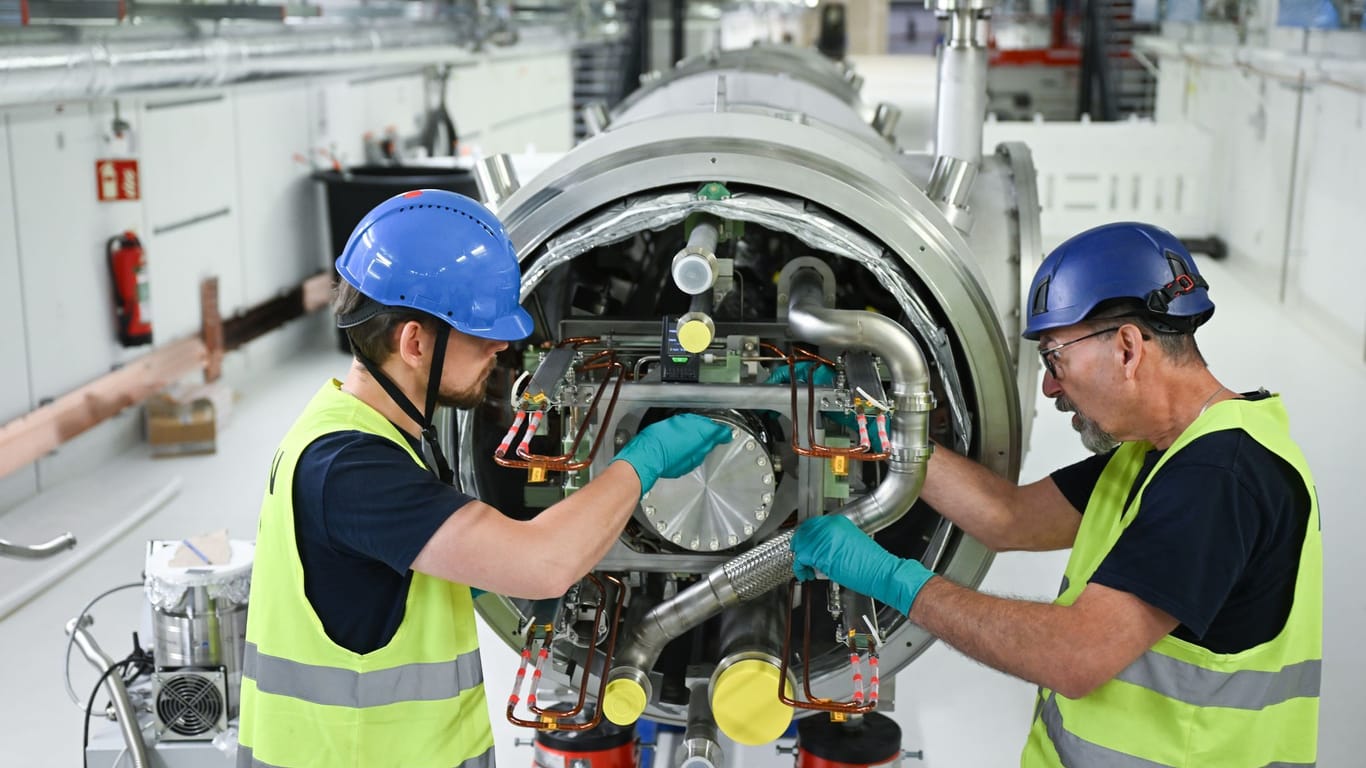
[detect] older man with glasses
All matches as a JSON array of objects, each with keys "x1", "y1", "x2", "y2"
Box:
[{"x1": 790, "y1": 221, "x2": 1322, "y2": 767}]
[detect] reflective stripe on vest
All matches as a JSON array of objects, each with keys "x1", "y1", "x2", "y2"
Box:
[
  {"x1": 237, "y1": 744, "x2": 496, "y2": 768},
  {"x1": 243, "y1": 641, "x2": 485, "y2": 708},
  {"x1": 1038, "y1": 692, "x2": 1317, "y2": 768},
  {"x1": 1114, "y1": 652, "x2": 1320, "y2": 710},
  {"x1": 238, "y1": 380, "x2": 493, "y2": 768}
]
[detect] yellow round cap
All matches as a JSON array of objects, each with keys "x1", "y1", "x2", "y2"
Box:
[
  {"x1": 711, "y1": 659, "x2": 794, "y2": 746},
  {"x1": 601, "y1": 678, "x2": 648, "y2": 726},
  {"x1": 677, "y1": 319, "x2": 713, "y2": 354}
]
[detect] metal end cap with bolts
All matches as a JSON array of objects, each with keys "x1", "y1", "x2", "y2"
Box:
[
  {"x1": 1023, "y1": 221, "x2": 1215, "y2": 340},
  {"x1": 333, "y1": 188, "x2": 533, "y2": 341}
]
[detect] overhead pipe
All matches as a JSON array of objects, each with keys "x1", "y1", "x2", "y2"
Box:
[
  {"x1": 0, "y1": 20, "x2": 486, "y2": 107},
  {"x1": 602, "y1": 268, "x2": 934, "y2": 724},
  {"x1": 925, "y1": 0, "x2": 993, "y2": 232}
]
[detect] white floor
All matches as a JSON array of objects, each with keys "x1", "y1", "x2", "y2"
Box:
[{"x1": 3, "y1": 56, "x2": 1366, "y2": 767}]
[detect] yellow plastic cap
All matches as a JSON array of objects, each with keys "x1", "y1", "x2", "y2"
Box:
[
  {"x1": 711, "y1": 659, "x2": 794, "y2": 745},
  {"x1": 677, "y1": 319, "x2": 713, "y2": 354},
  {"x1": 601, "y1": 678, "x2": 648, "y2": 726}
]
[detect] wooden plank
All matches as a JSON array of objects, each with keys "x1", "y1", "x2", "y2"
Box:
[
  {"x1": 0, "y1": 271, "x2": 329, "y2": 480},
  {"x1": 201, "y1": 276, "x2": 223, "y2": 382},
  {"x1": 301, "y1": 272, "x2": 333, "y2": 314},
  {"x1": 0, "y1": 336, "x2": 207, "y2": 478}
]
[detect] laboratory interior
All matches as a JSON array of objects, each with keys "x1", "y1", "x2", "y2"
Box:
[{"x1": 0, "y1": 0, "x2": 1362, "y2": 764}]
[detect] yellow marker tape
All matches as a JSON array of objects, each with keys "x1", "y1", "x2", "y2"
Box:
[{"x1": 831, "y1": 454, "x2": 849, "y2": 478}]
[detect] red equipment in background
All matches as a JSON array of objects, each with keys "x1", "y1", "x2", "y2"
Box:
[{"x1": 107, "y1": 231, "x2": 152, "y2": 346}]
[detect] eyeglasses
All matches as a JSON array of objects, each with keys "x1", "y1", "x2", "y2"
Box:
[{"x1": 1038, "y1": 327, "x2": 1121, "y2": 379}]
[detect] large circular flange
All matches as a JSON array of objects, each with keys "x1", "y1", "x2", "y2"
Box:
[{"x1": 636, "y1": 418, "x2": 774, "y2": 552}]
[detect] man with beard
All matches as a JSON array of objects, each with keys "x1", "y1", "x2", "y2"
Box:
[
  {"x1": 790, "y1": 222, "x2": 1321, "y2": 767},
  {"x1": 238, "y1": 190, "x2": 732, "y2": 768}
]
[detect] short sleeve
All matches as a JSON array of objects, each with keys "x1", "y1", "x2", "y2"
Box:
[
  {"x1": 1049, "y1": 450, "x2": 1114, "y2": 513},
  {"x1": 297, "y1": 431, "x2": 476, "y2": 575},
  {"x1": 1089, "y1": 454, "x2": 1258, "y2": 638}
]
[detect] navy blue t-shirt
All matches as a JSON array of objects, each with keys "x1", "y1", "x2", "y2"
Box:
[
  {"x1": 1049, "y1": 395, "x2": 1310, "y2": 654},
  {"x1": 293, "y1": 429, "x2": 475, "y2": 654}
]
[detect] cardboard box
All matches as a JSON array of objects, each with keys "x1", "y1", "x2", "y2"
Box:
[{"x1": 144, "y1": 383, "x2": 231, "y2": 457}]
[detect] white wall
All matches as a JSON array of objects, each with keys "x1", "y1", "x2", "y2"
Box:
[
  {"x1": 0, "y1": 49, "x2": 574, "y2": 510},
  {"x1": 1148, "y1": 30, "x2": 1366, "y2": 362}
]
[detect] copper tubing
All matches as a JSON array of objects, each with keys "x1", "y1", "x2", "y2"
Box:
[
  {"x1": 494, "y1": 359, "x2": 626, "y2": 473},
  {"x1": 507, "y1": 573, "x2": 626, "y2": 731},
  {"x1": 786, "y1": 348, "x2": 890, "y2": 462},
  {"x1": 777, "y1": 581, "x2": 879, "y2": 715}
]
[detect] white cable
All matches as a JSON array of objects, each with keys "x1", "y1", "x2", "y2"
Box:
[
  {"x1": 510, "y1": 369, "x2": 531, "y2": 402},
  {"x1": 855, "y1": 386, "x2": 891, "y2": 412},
  {"x1": 63, "y1": 581, "x2": 144, "y2": 712},
  {"x1": 861, "y1": 614, "x2": 884, "y2": 648}
]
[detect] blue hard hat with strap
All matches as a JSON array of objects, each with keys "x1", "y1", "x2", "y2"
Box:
[
  {"x1": 1023, "y1": 221, "x2": 1215, "y2": 340},
  {"x1": 333, "y1": 189, "x2": 532, "y2": 484},
  {"x1": 335, "y1": 188, "x2": 533, "y2": 341}
]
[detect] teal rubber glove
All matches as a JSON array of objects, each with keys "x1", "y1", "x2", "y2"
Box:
[
  {"x1": 765, "y1": 362, "x2": 883, "y2": 452},
  {"x1": 790, "y1": 515, "x2": 932, "y2": 615},
  {"x1": 614, "y1": 413, "x2": 733, "y2": 495},
  {"x1": 765, "y1": 360, "x2": 837, "y2": 386}
]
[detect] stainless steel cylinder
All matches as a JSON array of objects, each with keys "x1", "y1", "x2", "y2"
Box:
[{"x1": 151, "y1": 586, "x2": 248, "y2": 716}]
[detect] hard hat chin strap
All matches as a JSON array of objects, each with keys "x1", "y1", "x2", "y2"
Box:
[{"x1": 350, "y1": 325, "x2": 455, "y2": 485}]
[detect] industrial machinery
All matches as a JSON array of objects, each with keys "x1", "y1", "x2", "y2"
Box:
[
  {"x1": 459, "y1": 22, "x2": 1042, "y2": 764},
  {"x1": 70, "y1": 539, "x2": 252, "y2": 767}
]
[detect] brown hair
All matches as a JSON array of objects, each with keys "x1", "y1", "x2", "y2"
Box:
[{"x1": 332, "y1": 281, "x2": 436, "y2": 362}]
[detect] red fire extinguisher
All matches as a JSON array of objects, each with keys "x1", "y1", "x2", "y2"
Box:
[{"x1": 107, "y1": 231, "x2": 152, "y2": 346}]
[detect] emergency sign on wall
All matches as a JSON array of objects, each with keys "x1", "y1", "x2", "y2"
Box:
[{"x1": 95, "y1": 159, "x2": 140, "y2": 201}]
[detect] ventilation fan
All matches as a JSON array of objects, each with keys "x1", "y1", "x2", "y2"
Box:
[{"x1": 153, "y1": 668, "x2": 228, "y2": 740}]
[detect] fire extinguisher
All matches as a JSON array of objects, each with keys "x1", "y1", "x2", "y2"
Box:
[{"x1": 107, "y1": 231, "x2": 152, "y2": 346}]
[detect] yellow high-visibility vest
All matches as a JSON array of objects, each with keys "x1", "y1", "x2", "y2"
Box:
[
  {"x1": 238, "y1": 380, "x2": 493, "y2": 768},
  {"x1": 1022, "y1": 395, "x2": 1320, "y2": 768}
]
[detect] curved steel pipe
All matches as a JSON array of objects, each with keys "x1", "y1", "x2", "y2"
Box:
[
  {"x1": 66, "y1": 618, "x2": 149, "y2": 768},
  {"x1": 0, "y1": 531, "x2": 76, "y2": 559},
  {"x1": 606, "y1": 274, "x2": 934, "y2": 703}
]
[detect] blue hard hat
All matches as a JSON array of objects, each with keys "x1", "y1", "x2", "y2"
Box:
[
  {"x1": 1023, "y1": 222, "x2": 1215, "y2": 340},
  {"x1": 335, "y1": 189, "x2": 533, "y2": 341}
]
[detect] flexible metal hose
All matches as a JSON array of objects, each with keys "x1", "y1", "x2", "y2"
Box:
[{"x1": 607, "y1": 269, "x2": 934, "y2": 698}]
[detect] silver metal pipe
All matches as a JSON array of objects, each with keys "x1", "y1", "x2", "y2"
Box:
[
  {"x1": 928, "y1": 3, "x2": 990, "y2": 232},
  {"x1": 0, "y1": 21, "x2": 481, "y2": 108},
  {"x1": 672, "y1": 219, "x2": 720, "y2": 296},
  {"x1": 66, "y1": 618, "x2": 149, "y2": 768},
  {"x1": 606, "y1": 272, "x2": 934, "y2": 701},
  {"x1": 678, "y1": 680, "x2": 723, "y2": 768},
  {"x1": 0, "y1": 531, "x2": 75, "y2": 559},
  {"x1": 872, "y1": 102, "x2": 903, "y2": 140},
  {"x1": 583, "y1": 101, "x2": 611, "y2": 136},
  {"x1": 473, "y1": 153, "x2": 521, "y2": 209}
]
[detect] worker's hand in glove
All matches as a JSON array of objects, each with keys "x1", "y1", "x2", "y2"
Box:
[
  {"x1": 790, "y1": 515, "x2": 932, "y2": 616},
  {"x1": 614, "y1": 413, "x2": 733, "y2": 495},
  {"x1": 765, "y1": 360, "x2": 837, "y2": 386},
  {"x1": 765, "y1": 362, "x2": 885, "y2": 453}
]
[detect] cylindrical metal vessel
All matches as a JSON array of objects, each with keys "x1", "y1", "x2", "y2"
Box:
[
  {"x1": 143, "y1": 539, "x2": 252, "y2": 717},
  {"x1": 457, "y1": 43, "x2": 1041, "y2": 731},
  {"x1": 797, "y1": 712, "x2": 904, "y2": 768},
  {"x1": 533, "y1": 710, "x2": 638, "y2": 768}
]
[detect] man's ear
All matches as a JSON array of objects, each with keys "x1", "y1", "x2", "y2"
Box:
[
  {"x1": 1118, "y1": 324, "x2": 1146, "y2": 379},
  {"x1": 395, "y1": 320, "x2": 429, "y2": 367}
]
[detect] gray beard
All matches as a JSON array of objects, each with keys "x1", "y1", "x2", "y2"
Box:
[{"x1": 1056, "y1": 396, "x2": 1120, "y2": 454}]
